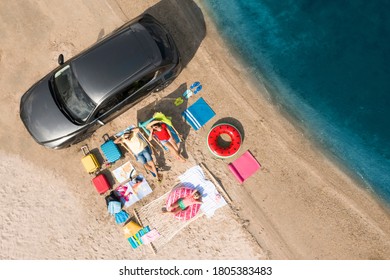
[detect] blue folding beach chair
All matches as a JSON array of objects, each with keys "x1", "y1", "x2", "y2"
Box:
[
  {"x1": 115, "y1": 125, "x2": 156, "y2": 157},
  {"x1": 182, "y1": 97, "x2": 216, "y2": 131},
  {"x1": 114, "y1": 125, "x2": 159, "y2": 177},
  {"x1": 139, "y1": 112, "x2": 182, "y2": 152}
]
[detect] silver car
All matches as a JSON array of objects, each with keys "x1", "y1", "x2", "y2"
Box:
[{"x1": 20, "y1": 14, "x2": 182, "y2": 149}]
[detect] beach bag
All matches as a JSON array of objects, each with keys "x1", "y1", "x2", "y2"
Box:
[
  {"x1": 108, "y1": 200, "x2": 122, "y2": 215},
  {"x1": 115, "y1": 210, "x2": 129, "y2": 224},
  {"x1": 105, "y1": 190, "x2": 121, "y2": 206}
]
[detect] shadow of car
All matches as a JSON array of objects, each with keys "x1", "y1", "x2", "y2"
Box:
[{"x1": 20, "y1": 14, "x2": 182, "y2": 149}]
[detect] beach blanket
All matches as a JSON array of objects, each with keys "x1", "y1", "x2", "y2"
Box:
[
  {"x1": 115, "y1": 174, "x2": 153, "y2": 207},
  {"x1": 178, "y1": 165, "x2": 227, "y2": 218},
  {"x1": 112, "y1": 161, "x2": 136, "y2": 184},
  {"x1": 182, "y1": 97, "x2": 216, "y2": 131}
]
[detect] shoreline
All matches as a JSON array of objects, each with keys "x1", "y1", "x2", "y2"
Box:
[
  {"x1": 0, "y1": 0, "x2": 389, "y2": 259},
  {"x1": 200, "y1": 1, "x2": 390, "y2": 212},
  {"x1": 194, "y1": 0, "x2": 390, "y2": 258}
]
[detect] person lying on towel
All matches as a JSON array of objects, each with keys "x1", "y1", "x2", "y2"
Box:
[
  {"x1": 162, "y1": 189, "x2": 203, "y2": 214},
  {"x1": 114, "y1": 128, "x2": 162, "y2": 181}
]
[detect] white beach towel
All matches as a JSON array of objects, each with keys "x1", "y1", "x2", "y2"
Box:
[{"x1": 178, "y1": 165, "x2": 227, "y2": 218}]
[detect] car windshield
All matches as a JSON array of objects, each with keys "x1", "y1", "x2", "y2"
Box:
[{"x1": 53, "y1": 65, "x2": 95, "y2": 123}]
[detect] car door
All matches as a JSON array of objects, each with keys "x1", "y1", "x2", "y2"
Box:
[{"x1": 94, "y1": 90, "x2": 129, "y2": 125}]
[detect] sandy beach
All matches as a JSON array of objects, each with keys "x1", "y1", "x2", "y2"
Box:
[{"x1": 0, "y1": 0, "x2": 389, "y2": 260}]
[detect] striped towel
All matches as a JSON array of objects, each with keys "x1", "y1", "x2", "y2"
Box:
[
  {"x1": 178, "y1": 165, "x2": 227, "y2": 218},
  {"x1": 182, "y1": 98, "x2": 216, "y2": 131},
  {"x1": 127, "y1": 226, "x2": 151, "y2": 249}
]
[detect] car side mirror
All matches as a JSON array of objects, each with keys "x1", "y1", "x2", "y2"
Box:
[
  {"x1": 58, "y1": 54, "x2": 64, "y2": 65},
  {"x1": 97, "y1": 119, "x2": 105, "y2": 126}
]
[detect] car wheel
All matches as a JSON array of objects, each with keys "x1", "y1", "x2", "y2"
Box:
[{"x1": 153, "y1": 79, "x2": 172, "y2": 92}]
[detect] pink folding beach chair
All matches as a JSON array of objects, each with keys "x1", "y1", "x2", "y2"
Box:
[{"x1": 228, "y1": 150, "x2": 261, "y2": 184}]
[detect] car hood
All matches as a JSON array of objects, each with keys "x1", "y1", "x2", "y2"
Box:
[{"x1": 20, "y1": 75, "x2": 82, "y2": 144}]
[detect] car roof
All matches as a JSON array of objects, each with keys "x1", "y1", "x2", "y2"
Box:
[{"x1": 71, "y1": 22, "x2": 162, "y2": 104}]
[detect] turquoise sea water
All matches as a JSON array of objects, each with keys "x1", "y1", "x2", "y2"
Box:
[{"x1": 203, "y1": 0, "x2": 390, "y2": 204}]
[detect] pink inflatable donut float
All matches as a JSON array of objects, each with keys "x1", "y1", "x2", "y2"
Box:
[{"x1": 166, "y1": 185, "x2": 201, "y2": 221}]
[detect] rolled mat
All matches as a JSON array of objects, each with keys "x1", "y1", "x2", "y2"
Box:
[
  {"x1": 228, "y1": 150, "x2": 261, "y2": 184},
  {"x1": 227, "y1": 164, "x2": 245, "y2": 184}
]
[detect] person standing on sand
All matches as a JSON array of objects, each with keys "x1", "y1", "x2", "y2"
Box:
[
  {"x1": 114, "y1": 127, "x2": 162, "y2": 181},
  {"x1": 148, "y1": 121, "x2": 186, "y2": 162}
]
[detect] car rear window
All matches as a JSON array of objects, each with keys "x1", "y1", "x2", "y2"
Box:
[{"x1": 139, "y1": 17, "x2": 173, "y2": 63}]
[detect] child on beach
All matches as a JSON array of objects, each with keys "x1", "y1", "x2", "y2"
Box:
[
  {"x1": 162, "y1": 189, "x2": 203, "y2": 214},
  {"x1": 148, "y1": 121, "x2": 186, "y2": 162},
  {"x1": 114, "y1": 128, "x2": 162, "y2": 181}
]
